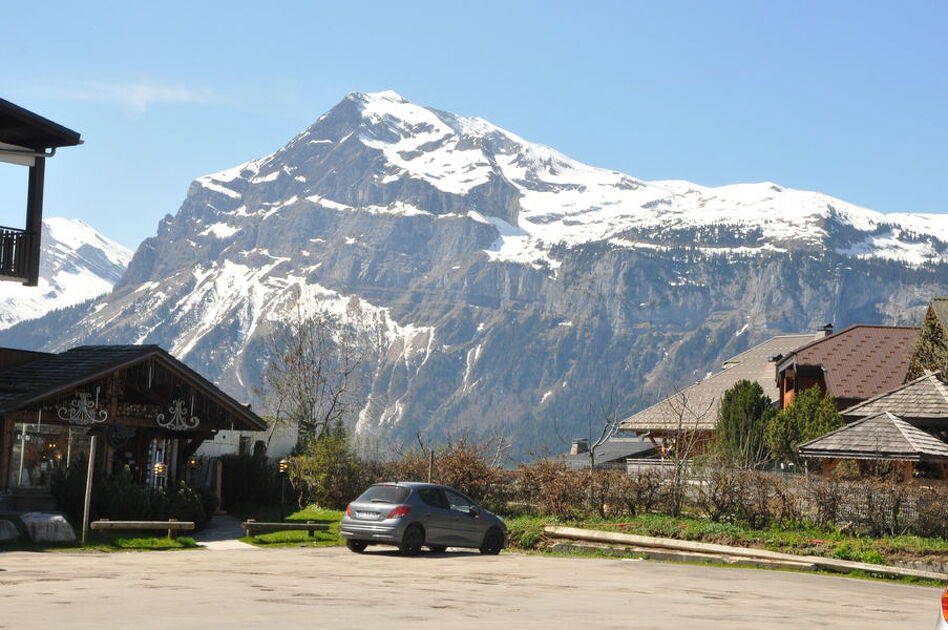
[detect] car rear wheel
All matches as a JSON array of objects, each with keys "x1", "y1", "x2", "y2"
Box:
[
  {"x1": 479, "y1": 528, "x2": 504, "y2": 555},
  {"x1": 399, "y1": 524, "x2": 425, "y2": 556},
  {"x1": 427, "y1": 544, "x2": 447, "y2": 553},
  {"x1": 346, "y1": 539, "x2": 368, "y2": 553}
]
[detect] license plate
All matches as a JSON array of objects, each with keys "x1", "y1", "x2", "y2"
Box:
[{"x1": 356, "y1": 511, "x2": 379, "y2": 520}]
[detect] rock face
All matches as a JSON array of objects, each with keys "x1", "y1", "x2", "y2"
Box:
[
  {"x1": 0, "y1": 518, "x2": 19, "y2": 543},
  {"x1": 20, "y1": 512, "x2": 76, "y2": 544},
  {"x1": 1, "y1": 91, "x2": 946, "y2": 454}
]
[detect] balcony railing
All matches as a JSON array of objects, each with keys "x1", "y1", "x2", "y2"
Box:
[{"x1": 0, "y1": 226, "x2": 29, "y2": 281}]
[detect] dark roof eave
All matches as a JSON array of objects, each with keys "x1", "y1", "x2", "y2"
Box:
[
  {"x1": 0, "y1": 98, "x2": 82, "y2": 149},
  {"x1": 0, "y1": 346, "x2": 266, "y2": 431},
  {"x1": 799, "y1": 449, "x2": 928, "y2": 462}
]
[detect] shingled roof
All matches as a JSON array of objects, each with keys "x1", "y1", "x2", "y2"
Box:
[
  {"x1": 778, "y1": 325, "x2": 918, "y2": 402},
  {"x1": 841, "y1": 373, "x2": 948, "y2": 421},
  {"x1": 562, "y1": 437, "x2": 657, "y2": 469},
  {"x1": 0, "y1": 345, "x2": 265, "y2": 430},
  {"x1": 620, "y1": 334, "x2": 813, "y2": 431},
  {"x1": 799, "y1": 412, "x2": 948, "y2": 462}
]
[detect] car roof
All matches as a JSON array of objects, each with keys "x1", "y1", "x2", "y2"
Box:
[{"x1": 373, "y1": 481, "x2": 454, "y2": 491}]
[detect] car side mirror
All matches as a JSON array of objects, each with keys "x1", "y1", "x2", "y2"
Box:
[{"x1": 469, "y1": 507, "x2": 480, "y2": 518}]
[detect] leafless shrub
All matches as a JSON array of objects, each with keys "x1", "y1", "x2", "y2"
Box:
[
  {"x1": 516, "y1": 459, "x2": 587, "y2": 518},
  {"x1": 610, "y1": 467, "x2": 667, "y2": 517},
  {"x1": 387, "y1": 433, "x2": 510, "y2": 509},
  {"x1": 697, "y1": 466, "x2": 744, "y2": 523},
  {"x1": 913, "y1": 484, "x2": 948, "y2": 538}
]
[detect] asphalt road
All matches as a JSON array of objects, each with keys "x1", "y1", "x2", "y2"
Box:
[{"x1": 0, "y1": 547, "x2": 940, "y2": 629}]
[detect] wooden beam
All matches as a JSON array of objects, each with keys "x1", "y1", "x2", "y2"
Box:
[
  {"x1": 0, "y1": 416, "x2": 11, "y2": 491},
  {"x1": 23, "y1": 156, "x2": 44, "y2": 286}
]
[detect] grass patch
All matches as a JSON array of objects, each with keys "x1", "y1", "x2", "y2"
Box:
[
  {"x1": 109, "y1": 536, "x2": 198, "y2": 550},
  {"x1": 1, "y1": 530, "x2": 201, "y2": 553},
  {"x1": 502, "y1": 511, "x2": 948, "y2": 570},
  {"x1": 233, "y1": 504, "x2": 345, "y2": 547}
]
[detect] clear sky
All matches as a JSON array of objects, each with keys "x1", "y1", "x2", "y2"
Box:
[{"x1": 2, "y1": 1, "x2": 946, "y2": 250}]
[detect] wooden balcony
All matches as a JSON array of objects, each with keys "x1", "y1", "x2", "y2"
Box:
[{"x1": 0, "y1": 226, "x2": 30, "y2": 282}]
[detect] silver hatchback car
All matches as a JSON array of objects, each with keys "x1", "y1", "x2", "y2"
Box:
[{"x1": 340, "y1": 482, "x2": 507, "y2": 555}]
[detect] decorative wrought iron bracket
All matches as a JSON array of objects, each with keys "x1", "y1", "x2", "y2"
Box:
[
  {"x1": 57, "y1": 391, "x2": 108, "y2": 425},
  {"x1": 156, "y1": 399, "x2": 200, "y2": 431}
]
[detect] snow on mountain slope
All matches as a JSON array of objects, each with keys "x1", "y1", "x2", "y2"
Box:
[
  {"x1": 11, "y1": 90, "x2": 947, "y2": 451},
  {"x1": 0, "y1": 218, "x2": 132, "y2": 329},
  {"x1": 195, "y1": 90, "x2": 942, "y2": 267}
]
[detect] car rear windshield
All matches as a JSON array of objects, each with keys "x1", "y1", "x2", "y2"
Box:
[{"x1": 356, "y1": 484, "x2": 410, "y2": 504}]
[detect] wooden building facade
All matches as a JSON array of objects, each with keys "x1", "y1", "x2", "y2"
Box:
[{"x1": 0, "y1": 345, "x2": 265, "y2": 497}]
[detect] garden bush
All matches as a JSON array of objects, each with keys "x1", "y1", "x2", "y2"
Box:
[{"x1": 50, "y1": 462, "x2": 216, "y2": 530}]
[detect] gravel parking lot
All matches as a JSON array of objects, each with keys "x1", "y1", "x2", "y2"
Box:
[{"x1": 0, "y1": 546, "x2": 940, "y2": 629}]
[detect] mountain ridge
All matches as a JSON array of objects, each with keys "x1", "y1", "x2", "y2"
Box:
[{"x1": 2, "y1": 91, "x2": 945, "y2": 452}]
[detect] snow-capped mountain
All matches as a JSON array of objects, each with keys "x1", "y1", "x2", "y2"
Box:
[
  {"x1": 0, "y1": 218, "x2": 131, "y2": 329},
  {"x1": 2, "y1": 91, "x2": 946, "y2": 451}
]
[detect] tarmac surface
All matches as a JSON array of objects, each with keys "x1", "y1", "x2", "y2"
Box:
[{"x1": 0, "y1": 545, "x2": 940, "y2": 629}]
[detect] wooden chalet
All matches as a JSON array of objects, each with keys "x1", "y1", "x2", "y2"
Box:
[
  {"x1": 0, "y1": 98, "x2": 82, "y2": 285},
  {"x1": 775, "y1": 324, "x2": 919, "y2": 411},
  {"x1": 0, "y1": 345, "x2": 265, "y2": 502},
  {"x1": 619, "y1": 334, "x2": 813, "y2": 456}
]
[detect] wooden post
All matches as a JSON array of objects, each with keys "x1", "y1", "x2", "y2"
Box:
[
  {"x1": 214, "y1": 459, "x2": 224, "y2": 512},
  {"x1": 821, "y1": 458, "x2": 839, "y2": 480},
  {"x1": 899, "y1": 461, "x2": 915, "y2": 483},
  {"x1": 81, "y1": 434, "x2": 97, "y2": 546},
  {"x1": 427, "y1": 449, "x2": 434, "y2": 483},
  {"x1": 23, "y1": 157, "x2": 45, "y2": 287}
]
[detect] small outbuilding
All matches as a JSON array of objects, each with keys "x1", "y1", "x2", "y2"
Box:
[
  {"x1": 562, "y1": 437, "x2": 657, "y2": 471},
  {"x1": 798, "y1": 411, "x2": 948, "y2": 480}
]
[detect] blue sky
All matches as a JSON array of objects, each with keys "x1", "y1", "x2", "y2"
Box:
[{"x1": 2, "y1": 1, "x2": 947, "y2": 249}]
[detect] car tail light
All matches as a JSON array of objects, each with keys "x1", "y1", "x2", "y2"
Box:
[
  {"x1": 386, "y1": 505, "x2": 411, "y2": 519},
  {"x1": 941, "y1": 585, "x2": 948, "y2": 622},
  {"x1": 345, "y1": 504, "x2": 352, "y2": 517}
]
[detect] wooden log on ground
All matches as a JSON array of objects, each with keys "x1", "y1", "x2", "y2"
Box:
[{"x1": 544, "y1": 525, "x2": 948, "y2": 581}]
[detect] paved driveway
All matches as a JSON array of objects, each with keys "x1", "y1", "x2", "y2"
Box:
[{"x1": 0, "y1": 547, "x2": 939, "y2": 629}]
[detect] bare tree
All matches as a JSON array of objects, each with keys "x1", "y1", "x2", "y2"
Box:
[
  {"x1": 258, "y1": 308, "x2": 375, "y2": 449},
  {"x1": 570, "y1": 390, "x2": 624, "y2": 515},
  {"x1": 662, "y1": 389, "x2": 714, "y2": 516}
]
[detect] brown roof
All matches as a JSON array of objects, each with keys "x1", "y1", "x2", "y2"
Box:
[
  {"x1": 779, "y1": 325, "x2": 918, "y2": 401},
  {"x1": 799, "y1": 412, "x2": 948, "y2": 462},
  {"x1": 621, "y1": 334, "x2": 813, "y2": 432},
  {"x1": 841, "y1": 373, "x2": 948, "y2": 421}
]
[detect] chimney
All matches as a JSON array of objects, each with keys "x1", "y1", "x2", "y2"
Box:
[
  {"x1": 814, "y1": 323, "x2": 833, "y2": 339},
  {"x1": 570, "y1": 438, "x2": 589, "y2": 455}
]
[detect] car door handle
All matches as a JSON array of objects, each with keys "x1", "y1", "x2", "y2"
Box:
[{"x1": 425, "y1": 512, "x2": 432, "y2": 517}]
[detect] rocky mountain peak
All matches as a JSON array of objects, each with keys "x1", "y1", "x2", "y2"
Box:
[{"x1": 3, "y1": 92, "x2": 947, "y2": 454}]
